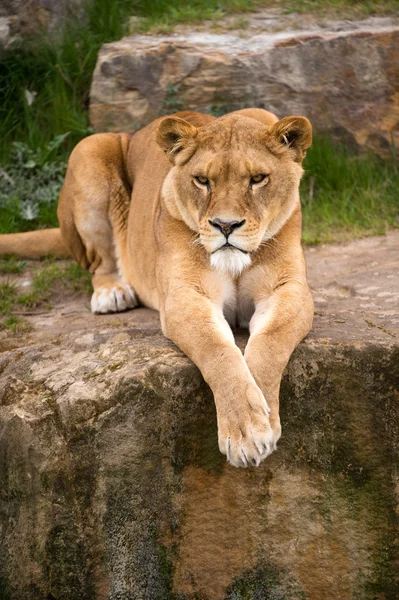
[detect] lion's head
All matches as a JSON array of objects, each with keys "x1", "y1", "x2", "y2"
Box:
[{"x1": 157, "y1": 113, "x2": 312, "y2": 276}]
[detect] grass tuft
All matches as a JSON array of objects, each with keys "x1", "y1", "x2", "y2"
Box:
[
  {"x1": 0, "y1": 256, "x2": 27, "y2": 274},
  {"x1": 281, "y1": 0, "x2": 399, "y2": 17},
  {"x1": 0, "y1": 315, "x2": 32, "y2": 333},
  {"x1": 0, "y1": 282, "x2": 17, "y2": 315},
  {"x1": 131, "y1": 0, "x2": 257, "y2": 32},
  {"x1": 0, "y1": 260, "x2": 92, "y2": 328}
]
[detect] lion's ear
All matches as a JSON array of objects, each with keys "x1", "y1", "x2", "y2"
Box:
[
  {"x1": 269, "y1": 116, "x2": 312, "y2": 162},
  {"x1": 156, "y1": 117, "x2": 199, "y2": 164}
]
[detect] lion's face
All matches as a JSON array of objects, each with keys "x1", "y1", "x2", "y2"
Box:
[{"x1": 157, "y1": 114, "x2": 312, "y2": 276}]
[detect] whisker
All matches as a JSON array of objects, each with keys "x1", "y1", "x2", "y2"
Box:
[
  {"x1": 191, "y1": 236, "x2": 203, "y2": 248},
  {"x1": 259, "y1": 232, "x2": 277, "y2": 249}
]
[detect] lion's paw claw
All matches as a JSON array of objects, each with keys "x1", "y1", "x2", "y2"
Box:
[
  {"x1": 91, "y1": 284, "x2": 138, "y2": 314},
  {"x1": 220, "y1": 424, "x2": 276, "y2": 468}
]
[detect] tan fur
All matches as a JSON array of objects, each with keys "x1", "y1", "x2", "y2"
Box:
[
  {"x1": 0, "y1": 109, "x2": 314, "y2": 467},
  {"x1": 0, "y1": 228, "x2": 69, "y2": 258}
]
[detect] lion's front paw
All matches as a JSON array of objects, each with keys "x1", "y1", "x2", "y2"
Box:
[
  {"x1": 91, "y1": 283, "x2": 138, "y2": 314},
  {"x1": 217, "y1": 383, "x2": 277, "y2": 468}
]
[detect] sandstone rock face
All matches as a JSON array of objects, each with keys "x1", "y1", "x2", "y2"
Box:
[
  {"x1": 0, "y1": 233, "x2": 398, "y2": 599},
  {"x1": 90, "y1": 17, "x2": 399, "y2": 159}
]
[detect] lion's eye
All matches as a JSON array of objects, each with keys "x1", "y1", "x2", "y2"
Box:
[
  {"x1": 195, "y1": 176, "x2": 210, "y2": 186},
  {"x1": 250, "y1": 174, "x2": 267, "y2": 186}
]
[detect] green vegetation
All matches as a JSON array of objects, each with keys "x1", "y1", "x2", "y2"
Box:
[
  {"x1": 0, "y1": 260, "x2": 91, "y2": 331},
  {"x1": 301, "y1": 138, "x2": 399, "y2": 243},
  {"x1": 0, "y1": 255, "x2": 27, "y2": 274},
  {"x1": 283, "y1": 0, "x2": 399, "y2": 17},
  {"x1": 0, "y1": 0, "x2": 398, "y2": 244},
  {"x1": 132, "y1": 0, "x2": 259, "y2": 32},
  {"x1": 0, "y1": 315, "x2": 32, "y2": 333},
  {"x1": 0, "y1": 136, "x2": 68, "y2": 233},
  {"x1": 0, "y1": 281, "x2": 17, "y2": 316},
  {"x1": 0, "y1": 576, "x2": 10, "y2": 600},
  {"x1": 132, "y1": 0, "x2": 399, "y2": 32},
  {"x1": 0, "y1": 0, "x2": 131, "y2": 164}
]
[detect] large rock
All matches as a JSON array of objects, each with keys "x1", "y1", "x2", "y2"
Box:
[
  {"x1": 90, "y1": 16, "x2": 399, "y2": 159},
  {"x1": 0, "y1": 232, "x2": 398, "y2": 599}
]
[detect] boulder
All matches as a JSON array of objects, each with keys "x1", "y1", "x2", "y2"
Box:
[
  {"x1": 0, "y1": 232, "x2": 398, "y2": 599},
  {"x1": 90, "y1": 16, "x2": 399, "y2": 160}
]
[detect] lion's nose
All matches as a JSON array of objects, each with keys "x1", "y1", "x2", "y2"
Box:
[{"x1": 209, "y1": 218, "x2": 246, "y2": 238}]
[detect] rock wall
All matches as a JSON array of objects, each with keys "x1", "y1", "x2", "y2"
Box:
[
  {"x1": 90, "y1": 19, "x2": 399, "y2": 159},
  {"x1": 1, "y1": 286, "x2": 399, "y2": 600},
  {"x1": 0, "y1": 331, "x2": 398, "y2": 599}
]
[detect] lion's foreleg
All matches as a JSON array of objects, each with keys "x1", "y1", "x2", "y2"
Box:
[
  {"x1": 160, "y1": 284, "x2": 275, "y2": 468},
  {"x1": 244, "y1": 281, "x2": 314, "y2": 442}
]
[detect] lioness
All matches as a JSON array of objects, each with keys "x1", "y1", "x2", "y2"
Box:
[{"x1": 0, "y1": 108, "x2": 313, "y2": 467}]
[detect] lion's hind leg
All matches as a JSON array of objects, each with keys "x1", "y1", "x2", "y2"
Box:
[{"x1": 58, "y1": 133, "x2": 138, "y2": 314}]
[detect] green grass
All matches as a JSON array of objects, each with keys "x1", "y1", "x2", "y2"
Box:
[
  {"x1": 15, "y1": 262, "x2": 92, "y2": 308},
  {"x1": 0, "y1": 0, "x2": 133, "y2": 164},
  {"x1": 301, "y1": 138, "x2": 399, "y2": 243},
  {"x1": 281, "y1": 0, "x2": 399, "y2": 17},
  {"x1": 0, "y1": 256, "x2": 27, "y2": 274},
  {"x1": 131, "y1": 0, "x2": 399, "y2": 32},
  {"x1": 131, "y1": 0, "x2": 259, "y2": 32},
  {"x1": 0, "y1": 315, "x2": 32, "y2": 333},
  {"x1": 0, "y1": 260, "x2": 92, "y2": 330},
  {"x1": 0, "y1": 282, "x2": 17, "y2": 316}
]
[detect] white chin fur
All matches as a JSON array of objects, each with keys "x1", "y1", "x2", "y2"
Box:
[{"x1": 210, "y1": 248, "x2": 251, "y2": 277}]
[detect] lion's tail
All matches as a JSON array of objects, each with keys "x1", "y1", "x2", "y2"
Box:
[{"x1": 0, "y1": 228, "x2": 70, "y2": 259}]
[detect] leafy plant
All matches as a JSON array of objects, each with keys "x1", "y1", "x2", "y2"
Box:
[
  {"x1": 0, "y1": 135, "x2": 68, "y2": 232},
  {"x1": 160, "y1": 83, "x2": 184, "y2": 115}
]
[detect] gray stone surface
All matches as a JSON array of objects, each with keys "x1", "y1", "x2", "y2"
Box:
[
  {"x1": 0, "y1": 232, "x2": 398, "y2": 599},
  {"x1": 90, "y1": 15, "x2": 399, "y2": 159},
  {"x1": 0, "y1": 17, "x2": 10, "y2": 48},
  {"x1": 308, "y1": 230, "x2": 399, "y2": 343}
]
